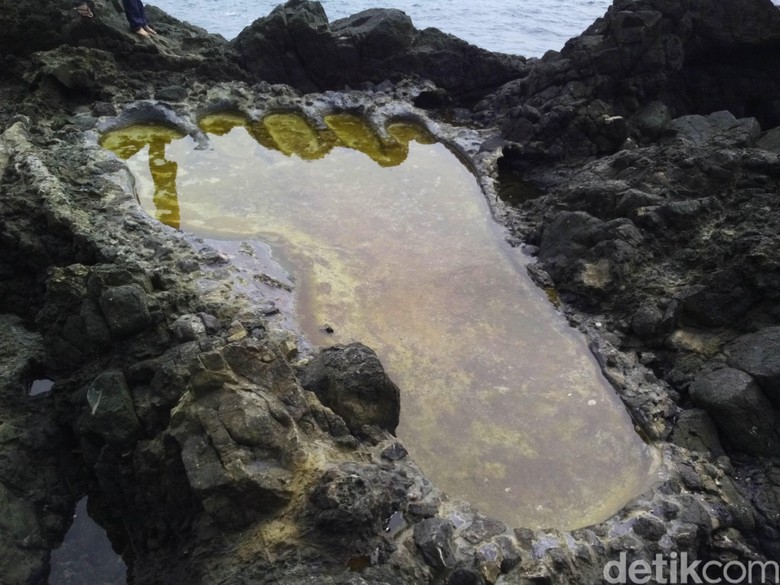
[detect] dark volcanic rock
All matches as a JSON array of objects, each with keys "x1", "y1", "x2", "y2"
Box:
[
  {"x1": 99, "y1": 284, "x2": 152, "y2": 339},
  {"x1": 232, "y1": 0, "x2": 526, "y2": 96},
  {"x1": 671, "y1": 409, "x2": 725, "y2": 456},
  {"x1": 3, "y1": 0, "x2": 780, "y2": 581},
  {"x1": 725, "y1": 327, "x2": 780, "y2": 407},
  {"x1": 300, "y1": 343, "x2": 401, "y2": 435},
  {"x1": 414, "y1": 517, "x2": 455, "y2": 569},
  {"x1": 482, "y1": 0, "x2": 780, "y2": 164},
  {"x1": 308, "y1": 462, "x2": 409, "y2": 533},
  {"x1": 688, "y1": 367, "x2": 778, "y2": 455},
  {"x1": 78, "y1": 369, "x2": 141, "y2": 446},
  {"x1": 2, "y1": 0, "x2": 246, "y2": 88},
  {"x1": 538, "y1": 211, "x2": 644, "y2": 297}
]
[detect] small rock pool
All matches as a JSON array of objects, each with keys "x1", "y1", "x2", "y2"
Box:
[{"x1": 101, "y1": 111, "x2": 656, "y2": 530}]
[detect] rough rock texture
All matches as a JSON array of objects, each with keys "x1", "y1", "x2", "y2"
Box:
[
  {"x1": 689, "y1": 367, "x2": 778, "y2": 455},
  {"x1": 300, "y1": 343, "x2": 401, "y2": 435},
  {"x1": 231, "y1": 0, "x2": 526, "y2": 96},
  {"x1": 495, "y1": 0, "x2": 780, "y2": 569},
  {"x1": 479, "y1": 0, "x2": 780, "y2": 164},
  {"x1": 1, "y1": 0, "x2": 780, "y2": 583},
  {"x1": 0, "y1": 0, "x2": 246, "y2": 103}
]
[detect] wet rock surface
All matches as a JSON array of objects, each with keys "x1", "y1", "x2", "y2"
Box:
[{"x1": 1, "y1": 0, "x2": 780, "y2": 583}]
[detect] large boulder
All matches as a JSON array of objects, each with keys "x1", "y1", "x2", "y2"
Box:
[
  {"x1": 300, "y1": 343, "x2": 400, "y2": 435},
  {"x1": 231, "y1": 0, "x2": 526, "y2": 95},
  {"x1": 725, "y1": 327, "x2": 780, "y2": 408},
  {"x1": 688, "y1": 366, "x2": 778, "y2": 455},
  {"x1": 537, "y1": 211, "x2": 644, "y2": 296}
]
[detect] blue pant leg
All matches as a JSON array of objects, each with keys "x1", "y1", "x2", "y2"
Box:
[{"x1": 122, "y1": 0, "x2": 147, "y2": 31}]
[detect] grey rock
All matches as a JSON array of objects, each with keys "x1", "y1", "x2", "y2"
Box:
[
  {"x1": 689, "y1": 367, "x2": 778, "y2": 455},
  {"x1": 758, "y1": 127, "x2": 780, "y2": 154},
  {"x1": 680, "y1": 269, "x2": 753, "y2": 327},
  {"x1": 308, "y1": 463, "x2": 408, "y2": 533},
  {"x1": 671, "y1": 409, "x2": 725, "y2": 456},
  {"x1": 462, "y1": 515, "x2": 507, "y2": 545},
  {"x1": 231, "y1": 0, "x2": 525, "y2": 94},
  {"x1": 80, "y1": 369, "x2": 141, "y2": 446},
  {"x1": 173, "y1": 394, "x2": 295, "y2": 529},
  {"x1": 98, "y1": 284, "x2": 152, "y2": 339},
  {"x1": 631, "y1": 101, "x2": 671, "y2": 140},
  {"x1": 300, "y1": 343, "x2": 400, "y2": 435},
  {"x1": 380, "y1": 441, "x2": 408, "y2": 461},
  {"x1": 155, "y1": 85, "x2": 188, "y2": 102},
  {"x1": 448, "y1": 568, "x2": 485, "y2": 585},
  {"x1": 631, "y1": 514, "x2": 666, "y2": 541},
  {"x1": 725, "y1": 326, "x2": 780, "y2": 408},
  {"x1": 414, "y1": 517, "x2": 455, "y2": 569},
  {"x1": 171, "y1": 314, "x2": 206, "y2": 342},
  {"x1": 631, "y1": 304, "x2": 664, "y2": 339}
]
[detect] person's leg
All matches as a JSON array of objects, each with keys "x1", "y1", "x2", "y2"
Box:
[
  {"x1": 121, "y1": 0, "x2": 146, "y2": 33},
  {"x1": 135, "y1": 0, "x2": 158, "y2": 35}
]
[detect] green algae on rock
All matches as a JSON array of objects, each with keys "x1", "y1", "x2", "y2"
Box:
[{"x1": 101, "y1": 112, "x2": 656, "y2": 530}]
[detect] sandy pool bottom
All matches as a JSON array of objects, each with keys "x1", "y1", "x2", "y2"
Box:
[{"x1": 102, "y1": 113, "x2": 656, "y2": 529}]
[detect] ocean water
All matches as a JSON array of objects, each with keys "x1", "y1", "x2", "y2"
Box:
[{"x1": 148, "y1": 0, "x2": 614, "y2": 56}]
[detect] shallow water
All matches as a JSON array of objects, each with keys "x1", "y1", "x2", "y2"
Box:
[
  {"x1": 101, "y1": 115, "x2": 655, "y2": 529},
  {"x1": 49, "y1": 498, "x2": 127, "y2": 585}
]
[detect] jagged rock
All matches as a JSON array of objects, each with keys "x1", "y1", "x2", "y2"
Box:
[
  {"x1": 689, "y1": 366, "x2": 778, "y2": 455},
  {"x1": 482, "y1": 0, "x2": 780, "y2": 164},
  {"x1": 2, "y1": 0, "x2": 246, "y2": 84},
  {"x1": 31, "y1": 45, "x2": 120, "y2": 92},
  {"x1": 669, "y1": 112, "x2": 761, "y2": 147},
  {"x1": 630, "y1": 303, "x2": 664, "y2": 339},
  {"x1": 538, "y1": 211, "x2": 643, "y2": 295},
  {"x1": 631, "y1": 100, "x2": 671, "y2": 141},
  {"x1": 414, "y1": 517, "x2": 455, "y2": 569},
  {"x1": 300, "y1": 343, "x2": 400, "y2": 435},
  {"x1": 308, "y1": 463, "x2": 408, "y2": 533},
  {"x1": 232, "y1": 0, "x2": 525, "y2": 95},
  {"x1": 448, "y1": 568, "x2": 485, "y2": 585},
  {"x1": 171, "y1": 314, "x2": 206, "y2": 342},
  {"x1": 680, "y1": 269, "x2": 754, "y2": 327},
  {"x1": 758, "y1": 127, "x2": 780, "y2": 153},
  {"x1": 462, "y1": 515, "x2": 507, "y2": 545},
  {"x1": 78, "y1": 369, "x2": 141, "y2": 446},
  {"x1": 99, "y1": 284, "x2": 152, "y2": 339},
  {"x1": 170, "y1": 389, "x2": 296, "y2": 528},
  {"x1": 671, "y1": 409, "x2": 725, "y2": 456}
]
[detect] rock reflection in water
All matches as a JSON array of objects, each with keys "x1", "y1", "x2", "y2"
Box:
[
  {"x1": 49, "y1": 498, "x2": 127, "y2": 585},
  {"x1": 102, "y1": 114, "x2": 655, "y2": 529}
]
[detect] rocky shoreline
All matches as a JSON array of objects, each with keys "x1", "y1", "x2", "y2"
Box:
[{"x1": 1, "y1": 0, "x2": 780, "y2": 583}]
